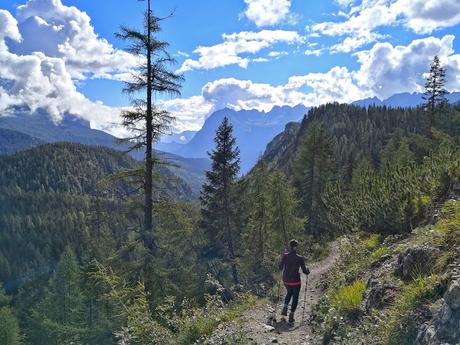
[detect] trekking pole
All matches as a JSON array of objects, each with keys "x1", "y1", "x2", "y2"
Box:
[
  {"x1": 301, "y1": 275, "x2": 309, "y2": 326},
  {"x1": 271, "y1": 275, "x2": 282, "y2": 324}
]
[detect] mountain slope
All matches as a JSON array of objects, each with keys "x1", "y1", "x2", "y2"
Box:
[
  {"x1": 0, "y1": 111, "x2": 209, "y2": 195},
  {"x1": 0, "y1": 142, "x2": 193, "y2": 289},
  {"x1": 0, "y1": 127, "x2": 44, "y2": 155},
  {"x1": 0, "y1": 142, "x2": 193, "y2": 200}
]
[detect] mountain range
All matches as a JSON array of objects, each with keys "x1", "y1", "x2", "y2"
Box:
[
  {"x1": 157, "y1": 104, "x2": 308, "y2": 173},
  {"x1": 1, "y1": 91, "x2": 459, "y2": 179},
  {"x1": 157, "y1": 91, "x2": 460, "y2": 173}
]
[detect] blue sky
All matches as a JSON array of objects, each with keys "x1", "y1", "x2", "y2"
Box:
[{"x1": 0, "y1": 0, "x2": 460, "y2": 135}]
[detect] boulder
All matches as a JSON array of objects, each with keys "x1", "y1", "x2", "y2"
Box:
[
  {"x1": 416, "y1": 280, "x2": 460, "y2": 345},
  {"x1": 444, "y1": 280, "x2": 460, "y2": 310},
  {"x1": 363, "y1": 279, "x2": 400, "y2": 313},
  {"x1": 396, "y1": 246, "x2": 438, "y2": 280}
]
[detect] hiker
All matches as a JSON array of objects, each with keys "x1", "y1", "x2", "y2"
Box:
[{"x1": 278, "y1": 239, "x2": 310, "y2": 323}]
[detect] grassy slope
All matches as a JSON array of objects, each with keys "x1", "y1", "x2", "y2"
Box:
[{"x1": 311, "y1": 198, "x2": 460, "y2": 345}]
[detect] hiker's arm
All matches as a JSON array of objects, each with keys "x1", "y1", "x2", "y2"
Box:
[
  {"x1": 278, "y1": 254, "x2": 285, "y2": 271},
  {"x1": 301, "y1": 257, "x2": 310, "y2": 275}
]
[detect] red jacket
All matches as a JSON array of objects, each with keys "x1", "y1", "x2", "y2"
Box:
[{"x1": 279, "y1": 250, "x2": 310, "y2": 285}]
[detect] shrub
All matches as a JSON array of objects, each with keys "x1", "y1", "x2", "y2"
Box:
[{"x1": 332, "y1": 280, "x2": 366, "y2": 318}]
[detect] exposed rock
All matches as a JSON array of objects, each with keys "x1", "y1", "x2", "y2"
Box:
[
  {"x1": 396, "y1": 246, "x2": 439, "y2": 280},
  {"x1": 444, "y1": 280, "x2": 460, "y2": 310},
  {"x1": 416, "y1": 280, "x2": 460, "y2": 345},
  {"x1": 363, "y1": 279, "x2": 400, "y2": 313},
  {"x1": 370, "y1": 254, "x2": 392, "y2": 269}
]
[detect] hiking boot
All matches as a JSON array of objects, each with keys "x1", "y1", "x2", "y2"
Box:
[
  {"x1": 281, "y1": 305, "x2": 288, "y2": 316},
  {"x1": 288, "y1": 312, "x2": 295, "y2": 323}
]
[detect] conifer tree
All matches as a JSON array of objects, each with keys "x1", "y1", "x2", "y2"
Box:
[
  {"x1": 269, "y1": 171, "x2": 304, "y2": 250},
  {"x1": 423, "y1": 55, "x2": 447, "y2": 129},
  {"x1": 0, "y1": 286, "x2": 22, "y2": 345},
  {"x1": 294, "y1": 122, "x2": 335, "y2": 237},
  {"x1": 31, "y1": 247, "x2": 86, "y2": 344},
  {"x1": 201, "y1": 117, "x2": 241, "y2": 285},
  {"x1": 242, "y1": 163, "x2": 272, "y2": 268},
  {"x1": 117, "y1": 0, "x2": 183, "y2": 250}
]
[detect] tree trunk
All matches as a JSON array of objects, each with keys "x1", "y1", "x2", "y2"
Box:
[{"x1": 144, "y1": 0, "x2": 154, "y2": 250}]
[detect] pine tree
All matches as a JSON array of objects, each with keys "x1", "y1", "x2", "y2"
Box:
[
  {"x1": 116, "y1": 1, "x2": 183, "y2": 250},
  {"x1": 294, "y1": 122, "x2": 335, "y2": 237},
  {"x1": 423, "y1": 55, "x2": 447, "y2": 129},
  {"x1": 201, "y1": 117, "x2": 241, "y2": 285}
]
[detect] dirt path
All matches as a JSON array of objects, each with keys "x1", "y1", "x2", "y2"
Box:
[{"x1": 240, "y1": 242, "x2": 340, "y2": 345}]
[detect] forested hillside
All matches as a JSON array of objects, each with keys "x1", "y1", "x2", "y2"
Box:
[{"x1": 0, "y1": 143, "x2": 194, "y2": 288}]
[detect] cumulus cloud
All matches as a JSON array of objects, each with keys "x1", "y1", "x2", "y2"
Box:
[
  {"x1": 0, "y1": 6, "x2": 128, "y2": 136},
  {"x1": 9, "y1": 0, "x2": 140, "y2": 80},
  {"x1": 354, "y1": 35, "x2": 460, "y2": 98},
  {"x1": 313, "y1": 0, "x2": 460, "y2": 52},
  {"x1": 243, "y1": 0, "x2": 293, "y2": 27},
  {"x1": 178, "y1": 30, "x2": 304, "y2": 72}
]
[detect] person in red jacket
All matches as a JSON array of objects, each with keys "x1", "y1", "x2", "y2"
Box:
[{"x1": 278, "y1": 239, "x2": 310, "y2": 323}]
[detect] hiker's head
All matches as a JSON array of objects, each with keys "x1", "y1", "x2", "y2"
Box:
[{"x1": 289, "y1": 239, "x2": 299, "y2": 251}]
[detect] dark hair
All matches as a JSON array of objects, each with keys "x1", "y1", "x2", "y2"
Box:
[{"x1": 289, "y1": 239, "x2": 299, "y2": 249}]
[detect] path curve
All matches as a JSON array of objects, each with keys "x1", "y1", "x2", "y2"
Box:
[{"x1": 240, "y1": 242, "x2": 340, "y2": 345}]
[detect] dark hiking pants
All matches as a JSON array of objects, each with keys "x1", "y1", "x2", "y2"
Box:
[{"x1": 284, "y1": 285, "x2": 301, "y2": 312}]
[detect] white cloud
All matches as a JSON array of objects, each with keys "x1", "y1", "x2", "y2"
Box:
[
  {"x1": 304, "y1": 49, "x2": 323, "y2": 56},
  {"x1": 313, "y1": 0, "x2": 460, "y2": 52},
  {"x1": 268, "y1": 50, "x2": 288, "y2": 57},
  {"x1": 395, "y1": 0, "x2": 460, "y2": 34},
  {"x1": 178, "y1": 30, "x2": 304, "y2": 72},
  {"x1": 0, "y1": 7, "x2": 127, "y2": 136},
  {"x1": 12, "y1": 0, "x2": 139, "y2": 80},
  {"x1": 160, "y1": 96, "x2": 214, "y2": 132},
  {"x1": 354, "y1": 35, "x2": 460, "y2": 98},
  {"x1": 166, "y1": 35, "x2": 460, "y2": 131},
  {"x1": 243, "y1": 0, "x2": 293, "y2": 27}
]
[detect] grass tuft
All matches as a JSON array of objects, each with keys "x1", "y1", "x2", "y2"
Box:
[{"x1": 332, "y1": 280, "x2": 366, "y2": 318}]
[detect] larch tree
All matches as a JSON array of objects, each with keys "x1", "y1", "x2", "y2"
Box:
[
  {"x1": 242, "y1": 162, "x2": 272, "y2": 268},
  {"x1": 200, "y1": 117, "x2": 241, "y2": 285},
  {"x1": 117, "y1": 0, "x2": 183, "y2": 251},
  {"x1": 269, "y1": 170, "x2": 304, "y2": 250},
  {"x1": 294, "y1": 122, "x2": 335, "y2": 237},
  {"x1": 423, "y1": 55, "x2": 448, "y2": 129}
]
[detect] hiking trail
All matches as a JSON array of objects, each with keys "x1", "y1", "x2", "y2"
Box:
[{"x1": 238, "y1": 242, "x2": 340, "y2": 345}]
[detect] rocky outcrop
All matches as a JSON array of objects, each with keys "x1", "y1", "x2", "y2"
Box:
[
  {"x1": 416, "y1": 279, "x2": 460, "y2": 345},
  {"x1": 396, "y1": 246, "x2": 438, "y2": 280},
  {"x1": 363, "y1": 279, "x2": 400, "y2": 313}
]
